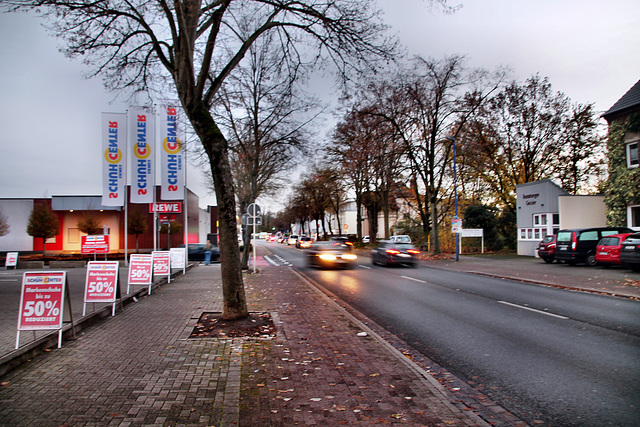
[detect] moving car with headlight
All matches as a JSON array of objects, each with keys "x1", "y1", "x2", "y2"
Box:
[
  {"x1": 371, "y1": 240, "x2": 420, "y2": 267},
  {"x1": 307, "y1": 241, "x2": 358, "y2": 269}
]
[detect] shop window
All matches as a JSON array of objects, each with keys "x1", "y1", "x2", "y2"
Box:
[{"x1": 627, "y1": 141, "x2": 639, "y2": 168}]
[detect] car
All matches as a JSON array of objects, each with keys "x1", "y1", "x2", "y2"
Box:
[
  {"x1": 181, "y1": 243, "x2": 220, "y2": 263},
  {"x1": 389, "y1": 235, "x2": 412, "y2": 244},
  {"x1": 371, "y1": 240, "x2": 420, "y2": 267},
  {"x1": 287, "y1": 234, "x2": 299, "y2": 246},
  {"x1": 555, "y1": 227, "x2": 634, "y2": 266},
  {"x1": 362, "y1": 236, "x2": 370, "y2": 244},
  {"x1": 537, "y1": 234, "x2": 557, "y2": 263},
  {"x1": 307, "y1": 241, "x2": 358, "y2": 269},
  {"x1": 329, "y1": 236, "x2": 354, "y2": 249},
  {"x1": 296, "y1": 236, "x2": 313, "y2": 249},
  {"x1": 620, "y1": 232, "x2": 640, "y2": 272},
  {"x1": 595, "y1": 233, "x2": 633, "y2": 267}
]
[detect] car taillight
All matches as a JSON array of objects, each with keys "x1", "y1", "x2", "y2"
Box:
[
  {"x1": 386, "y1": 249, "x2": 401, "y2": 255},
  {"x1": 345, "y1": 242, "x2": 354, "y2": 247},
  {"x1": 407, "y1": 249, "x2": 420, "y2": 254},
  {"x1": 571, "y1": 234, "x2": 577, "y2": 250}
]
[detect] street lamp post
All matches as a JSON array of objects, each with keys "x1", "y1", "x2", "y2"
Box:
[{"x1": 445, "y1": 136, "x2": 459, "y2": 262}]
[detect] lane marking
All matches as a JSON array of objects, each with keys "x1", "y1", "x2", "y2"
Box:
[
  {"x1": 401, "y1": 276, "x2": 427, "y2": 284},
  {"x1": 498, "y1": 301, "x2": 569, "y2": 319},
  {"x1": 359, "y1": 265, "x2": 371, "y2": 269}
]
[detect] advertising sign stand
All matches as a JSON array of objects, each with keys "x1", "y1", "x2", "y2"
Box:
[
  {"x1": 16, "y1": 271, "x2": 76, "y2": 349},
  {"x1": 5, "y1": 252, "x2": 18, "y2": 270},
  {"x1": 246, "y1": 203, "x2": 262, "y2": 273},
  {"x1": 170, "y1": 247, "x2": 186, "y2": 274},
  {"x1": 152, "y1": 251, "x2": 171, "y2": 283},
  {"x1": 127, "y1": 254, "x2": 154, "y2": 294},
  {"x1": 83, "y1": 261, "x2": 123, "y2": 317}
]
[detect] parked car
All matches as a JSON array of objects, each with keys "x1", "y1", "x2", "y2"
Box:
[
  {"x1": 181, "y1": 243, "x2": 220, "y2": 263},
  {"x1": 595, "y1": 233, "x2": 633, "y2": 267},
  {"x1": 371, "y1": 241, "x2": 420, "y2": 267},
  {"x1": 620, "y1": 232, "x2": 640, "y2": 272},
  {"x1": 287, "y1": 235, "x2": 299, "y2": 246},
  {"x1": 362, "y1": 236, "x2": 370, "y2": 244},
  {"x1": 296, "y1": 236, "x2": 313, "y2": 249},
  {"x1": 307, "y1": 241, "x2": 358, "y2": 269},
  {"x1": 555, "y1": 227, "x2": 634, "y2": 266},
  {"x1": 389, "y1": 235, "x2": 412, "y2": 244},
  {"x1": 537, "y1": 234, "x2": 557, "y2": 263}
]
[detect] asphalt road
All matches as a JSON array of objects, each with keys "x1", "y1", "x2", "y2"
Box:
[{"x1": 266, "y1": 242, "x2": 640, "y2": 427}]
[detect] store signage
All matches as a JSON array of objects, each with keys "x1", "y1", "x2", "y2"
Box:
[
  {"x1": 81, "y1": 235, "x2": 110, "y2": 254},
  {"x1": 84, "y1": 261, "x2": 121, "y2": 316},
  {"x1": 149, "y1": 202, "x2": 182, "y2": 213}
]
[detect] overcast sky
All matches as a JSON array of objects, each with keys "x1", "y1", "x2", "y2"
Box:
[{"x1": 1, "y1": 0, "x2": 639, "y2": 211}]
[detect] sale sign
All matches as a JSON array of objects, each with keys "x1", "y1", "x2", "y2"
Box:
[
  {"x1": 85, "y1": 262, "x2": 119, "y2": 303},
  {"x1": 17, "y1": 272, "x2": 67, "y2": 331},
  {"x1": 81, "y1": 235, "x2": 110, "y2": 254},
  {"x1": 152, "y1": 251, "x2": 171, "y2": 281},
  {"x1": 170, "y1": 247, "x2": 186, "y2": 272},
  {"x1": 128, "y1": 254, "x2": 153, "y2": 294}
]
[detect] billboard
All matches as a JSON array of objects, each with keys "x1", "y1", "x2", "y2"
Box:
[
  {"x1": 129, "y1": 108, "x2": 155, "y2": 204},
  {"x1": 159, "y1": 104, "x2": 184, "y2": 200},
  {"x1": 101, "y1": 113, "x2": 127, "y2": 206}
]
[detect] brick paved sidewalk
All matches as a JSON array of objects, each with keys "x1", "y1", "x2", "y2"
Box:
[{"x1": 0, "y1": 262, "x2": 491, "y2": 426}]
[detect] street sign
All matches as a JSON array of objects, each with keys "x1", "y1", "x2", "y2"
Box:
[{"x1": 247, "y1": 203, "x2": 261, "y2": 217}]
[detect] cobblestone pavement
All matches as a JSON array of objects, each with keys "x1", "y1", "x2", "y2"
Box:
[{"x1": 0, "y1": 259, "x2": 490, "y2": 426}]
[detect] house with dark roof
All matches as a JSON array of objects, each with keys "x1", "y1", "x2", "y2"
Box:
[{"x1": 602, "y1": 79, "x2": 640, "y2": 230}]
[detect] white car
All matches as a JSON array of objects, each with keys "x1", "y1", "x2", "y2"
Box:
[{"x1": 389, "y1": 235, "x2": 411, "y2": 243}]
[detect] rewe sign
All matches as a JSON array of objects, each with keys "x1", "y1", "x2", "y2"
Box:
[{"x1": 149, "y1": 202, "x2": 182, "y2": 213}]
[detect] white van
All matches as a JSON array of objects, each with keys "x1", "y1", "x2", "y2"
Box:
[{"x1": 389, "y1": 235, "x2": 412, "y2": 243}]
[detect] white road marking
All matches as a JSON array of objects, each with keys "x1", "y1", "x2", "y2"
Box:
[
  {"x1": 498, "y1": 301, "x2": 569, "y2": 319},
  {"x1": 401, "y1": 276, "x2": 427, "y2": 284}
]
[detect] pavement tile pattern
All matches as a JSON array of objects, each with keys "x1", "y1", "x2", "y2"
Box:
[{"x1": 0, "y1": 262, "x2": 488, "y2": 426}]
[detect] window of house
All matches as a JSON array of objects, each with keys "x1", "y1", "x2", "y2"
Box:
[
  {"x1": 630, "y1": 205, "x2": 640, "y2": 228},
  {"x1": 627, "y1": 141, "x2": 639, "y2": 168}
]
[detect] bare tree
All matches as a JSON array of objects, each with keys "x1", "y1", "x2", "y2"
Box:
[
  {"x1": 356, "y1": 56, "x2": 505, "y2": 253},
  {"x1": 0, "y1": 209, "x2": 9, "y2": 237},
  {"x1": 4, "y1": 0, "x2": 403, "y2": 319}
]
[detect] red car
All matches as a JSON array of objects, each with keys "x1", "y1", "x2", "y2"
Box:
[
  {"x1": 537, "y1": 235, "x2": 557, "y2": 263},
  {"x1": 595, "y1": 233, "x2": 633, "y2": 267}
]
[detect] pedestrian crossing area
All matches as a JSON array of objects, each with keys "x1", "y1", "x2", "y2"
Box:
[{"x1": 250, "y1": 255, "x2": 292, "y2": 267}]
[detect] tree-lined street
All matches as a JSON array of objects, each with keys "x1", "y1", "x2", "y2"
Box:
[{"x1": 266, "y1": 241, "x2": 640, "y2": 426}]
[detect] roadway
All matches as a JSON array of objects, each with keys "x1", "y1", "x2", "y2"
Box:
[{"x1": 264, "y1": 241, "x2": 640, "y2": 427}]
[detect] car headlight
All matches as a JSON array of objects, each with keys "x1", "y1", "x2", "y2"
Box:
[
  {"x1": 319, "y1": 254, "x2": 337, "y2": 261},
  {"x1": 342, "y1": 254, "x2": 357, "y2": 260}
]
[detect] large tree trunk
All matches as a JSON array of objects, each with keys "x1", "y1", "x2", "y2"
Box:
[{"x1": 188, "y1": 103, "x2": 248, "y2": 320}]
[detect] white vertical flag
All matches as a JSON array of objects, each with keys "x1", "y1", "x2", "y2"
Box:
[
  {"x1": 129, "y1": 108, "x2": 155, "y2": 203},
  {"x1": 159, "y1": 104, "x2": 184, "y2": 200},
  {"x1": 101, "y1": 113, "x2": 127, "y2": 206}
]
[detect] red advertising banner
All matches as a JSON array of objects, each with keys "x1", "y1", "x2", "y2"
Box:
[
  {"x1": 85, "y1": 261, "x2": 119, "y2": 303},
  {"x1": 152, "y1": 251, "x2": 171, "y2": 277},
  {"x1": 149, "y1": 202, "x2": 182, "y2": 213},
  {"x1": 81, "y1": 235, "x2": 110, "y2": 254},
  {"x1": 17, "y1": 272, "x2": 66, "y2": 331},
  {"x1": 128, "y1": 254, "x2": 153, "y2": 294}
]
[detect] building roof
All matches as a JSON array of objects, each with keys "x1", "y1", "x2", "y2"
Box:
[{"x1": 602, "y1": 79, "x2": 640, "y2": 121}]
